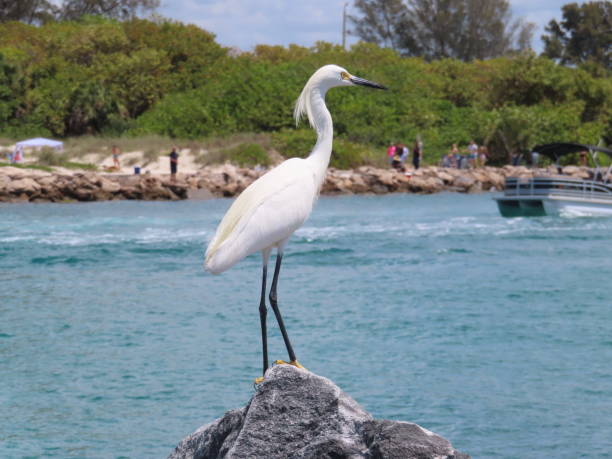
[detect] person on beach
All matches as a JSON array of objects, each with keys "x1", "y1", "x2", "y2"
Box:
[
  {"x1": 400, "y1": 143, "x2": 409, "y2": 164},
  {"x1": 530, "y1": 150, "x2": 539, "y2": 168},
  {"x1": 13, "y1": 146, "x2": 23, "y2": 163},
  {"x1": 450, "y1": 143, "x2": 459, "y2": 168},
  {"x1": 386, "y1": 142, "x2": 396, "y2": 165},
  {"x1": 112, "y1": 145, "x2": 121, "y2": 169},
  {"x1": 391, "y1": 153, "x2": 405, "y2": 172},
  {"x1": 467, "y1": 140, "x2": 478, "y2": 168},
  {"x1": 169, "y1": 146, "x2": 179, "y2": 181},
  {"x1": 412, "y1": 141, "x2": 422, "y2": 170},
  {"x1": 478, "y1": 145, "x2": 488, "y2": 167},
  {"x1": 440, "y1": 153, "x2": 453, "y2": 167}
]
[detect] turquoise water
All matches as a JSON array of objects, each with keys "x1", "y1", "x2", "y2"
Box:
[{"x1": 1, "y1": 193, "x2": 611, "y2": 458}]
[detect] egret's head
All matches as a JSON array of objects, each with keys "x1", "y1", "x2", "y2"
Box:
[
  {"x1": 314, "y1": 64, "x2": 387, "y2": 90},
  {"x1": 295, "y1": 65, "x2": 386, "y2": 130}
]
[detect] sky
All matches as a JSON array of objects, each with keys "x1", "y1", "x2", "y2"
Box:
[{"x1": 157, "y1": 0, "x2": 582, "y2": 54}]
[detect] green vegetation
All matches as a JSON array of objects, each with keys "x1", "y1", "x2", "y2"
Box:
[
  {"x1": 62, "y1": 161, "x2": 98, "y2": 170},
  {"x1": 271, "y1": 129, "x2": 385, "y2": 169},
  {"x1": 0, "y1": 0, "x2": 159, "y2": 24},
  {"x1": 0, "y1": 162, "x2": 54, "y2": 172},
  {"x1": 62, "y1": 135, "x2": 176, "y2": 158},
  {"x1": 222, "y1": 143, "x2": 271, "y2": 168},
  {"x1": 0, "y1": 17, "x2": 224, "y2": 138},
  {"x1": 271, "y1": 129, "x2": 316, "y2": 161},
  {"x1": 197, "y1": 142, "x2": 271, "y2": 167},
  {"x1": 0, "y1": 15, "x2": 609, "y2": 167},
  {"x1": 350, "y1": 0, "x2": 535, "y2": 60},
  {"x1": 542, "y1": 1, "x2": 611, "y2": 69},
  {"x1": 35, "y1": 148, "x2": 98, "y2": 170}
]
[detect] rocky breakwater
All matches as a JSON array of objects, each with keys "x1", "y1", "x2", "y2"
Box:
[
  {"x1": 197, "y1": 163, "x2": 570, "y2": 197},
  {"x1": 323, "y1": 166, "x2": 507, "y2": 194},
  {"x1": 1, "y1": 164, "x2": 593, "y2": 202},
  {"x1": 0, "y1": 167, "x2": 188, "y2": 202},
  {"x1": 168, "y1": 364, "x2": 470, "y2": 459}
]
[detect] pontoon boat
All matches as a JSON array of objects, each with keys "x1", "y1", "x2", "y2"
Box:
[{"x1": 494, "y1": 143, "x2": 612, "y2": 217}]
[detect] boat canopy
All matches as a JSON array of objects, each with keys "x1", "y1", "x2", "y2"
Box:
[
  {"x1": 532, "y1": 143, "x2": 612, "y2": 160},
  {"x1": 532, "y1": 143, "x2": 612, "y2": 183}
]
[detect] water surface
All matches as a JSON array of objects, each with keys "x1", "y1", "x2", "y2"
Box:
[{"x1": 1, "y1": 193, "x2": 611, "y2": 458}]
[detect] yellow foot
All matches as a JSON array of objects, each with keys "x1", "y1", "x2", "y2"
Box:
[
  {"x1": 254, "y1": 376, "x2": 265, "y2": 384},
  {"x1": 274, "y1": 359, "x2": 306, "y2": 370}
]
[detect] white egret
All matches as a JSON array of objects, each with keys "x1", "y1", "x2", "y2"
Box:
[{"x1": 204, "y1": 64, "x2": 386, "y2": 382}]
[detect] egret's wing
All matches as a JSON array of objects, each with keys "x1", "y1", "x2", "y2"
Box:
[{"x1": 205, "y1": 158, "x2": 315, "y2": 273}]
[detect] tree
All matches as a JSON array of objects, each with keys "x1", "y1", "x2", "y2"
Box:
[
  {"x1": 0, "y1": 53, "x2": 17, "y2": 123},
  {"x1": 350, "y1": 0, "x2": 534, "y2": 60},
  {"x1": 59, "y1": 0, "x2": 159, "y2": 21},
  {"x1": 349, "y1": 0, "x2": 408, "y2": 52},
  {"x1": 542, "y1": 1, "x2": 611, "y2": 69},
  {"x1": 0, "y1": 0, "x2": 158, "y2": 23},
  {"x1": 0, "y1": 0, "x2": 56, "y2": 24}
]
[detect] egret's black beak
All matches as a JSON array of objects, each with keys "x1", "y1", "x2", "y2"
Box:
[{"x1": 350, "y1": 75, "x2": 387, "y2": 90}]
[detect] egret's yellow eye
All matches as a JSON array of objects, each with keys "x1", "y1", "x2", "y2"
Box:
[{"x1": 340, "y1": 71, "x2": 350, "y2": 80}]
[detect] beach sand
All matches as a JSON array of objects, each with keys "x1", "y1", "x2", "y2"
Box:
[{"x1": 87, "y1": 149, "x2": 203, "y2": 176}]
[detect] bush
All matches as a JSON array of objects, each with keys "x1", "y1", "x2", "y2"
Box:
[
  {"x1": 271, "y1": 129, "x2": 315, "y2": 159},
  {"x1": 224, "y1": 143, "x2": 270, "y2": 167},
  {"x1": 35, "y1": 147, "x2": 97, "y2": 170},
  {"x1": 36, "y1": 148, "x2": 69, "y2": 166},
  {"x1": 331, "y1": 138, "x2": 386, "y2": 169},
  {"x1": 272, "y1": 128, "x2": 386, "y2": 169},
  {"x1": 197, "y1": 142, "x2": 271, "y2": 167}
]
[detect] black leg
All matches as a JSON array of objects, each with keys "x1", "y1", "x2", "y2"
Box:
[
  {"x1": 259, "y1": 263, "x2": 269, "y2": 375},
  {"x1": 269, "y1": 253, "x2": 297, "y2": 362}
]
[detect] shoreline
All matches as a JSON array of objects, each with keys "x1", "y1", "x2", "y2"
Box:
[{"x1": 0, "y1": 164, "x2": 590, "y2": 203}]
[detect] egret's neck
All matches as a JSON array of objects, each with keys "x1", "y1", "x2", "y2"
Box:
[{"x1": 306, "y1": 86, "x2": 333, "y2": 188}]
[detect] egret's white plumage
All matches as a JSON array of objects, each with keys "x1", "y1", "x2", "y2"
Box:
[
  {"x1": 203, "y1": 64, "x2": 385, "y2": 378},
  {"x1": 205, "y1": 64, "x2": 358, "y2": 274},
  {"x1": 205, "y1": 157, "x2": 317, "y2": 274}
]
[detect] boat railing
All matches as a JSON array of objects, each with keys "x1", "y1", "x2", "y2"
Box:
[{"x1": 504, "y1": 177, "x2": 612, "y2": 201}]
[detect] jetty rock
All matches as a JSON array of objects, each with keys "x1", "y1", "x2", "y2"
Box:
[{"x1": 168, "y1": 365, "x2": 470, "y2": 459}]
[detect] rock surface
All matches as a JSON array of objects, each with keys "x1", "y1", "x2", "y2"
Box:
[
  {"x1": 1, "y1": 163, "x2": 594, "y2": 202},
  {"x1": 168, "y1": 365, "x2": 470, "y2": 459}
]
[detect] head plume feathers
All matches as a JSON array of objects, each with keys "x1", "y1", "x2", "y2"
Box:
[
  {"x1": 293, "y1": 74, "x2": 317, "y2": 131},
  {"x1": 294, "y1": 65, "x2": 341, "y2": 134}
]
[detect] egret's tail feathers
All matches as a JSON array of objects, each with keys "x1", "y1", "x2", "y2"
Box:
[
  {"x1": 204, "y1": 240, "x2": 245, "y2": 275},
  {"x1": 203, "y1": 254, "x2": 222, "y2": 275},
  {"x1": 204, "y1": 254, "x2": 226, "y2": 275},
  {"x1": 204, "y1": 246, "x2": 227, "y2": 275}
]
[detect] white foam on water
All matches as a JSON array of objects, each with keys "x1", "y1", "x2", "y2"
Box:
[
  {"x1": 0, "y1": 227, "x2": 211, "y2": 247},
  {"x1": 297, "y1": 216, "x2": 517, "y2": 242}
]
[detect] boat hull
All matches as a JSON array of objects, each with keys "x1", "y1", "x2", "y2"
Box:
[
  {"x1": 495, "y1": 174, "x2": 612, "y2": 218},
  {"x1": 495, "y1": 195, "x2": 612, "y2": 217},
  {"x1": 543, "y1": 197, "x2": 612, "y2": 217},
  {"x1": 495, "y1": 197, "x2": 545, "y2": 217}
]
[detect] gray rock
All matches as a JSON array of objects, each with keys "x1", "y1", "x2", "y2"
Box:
[
  {"x1": 452, "y1": 175, "x2": 476, "y2": 190},
  {"x1": 168, "y1": 365, "x2": 469, "y2": 459},
  {"x1": 7, "y1": 177, "x2": 41, "y2": 195}
]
